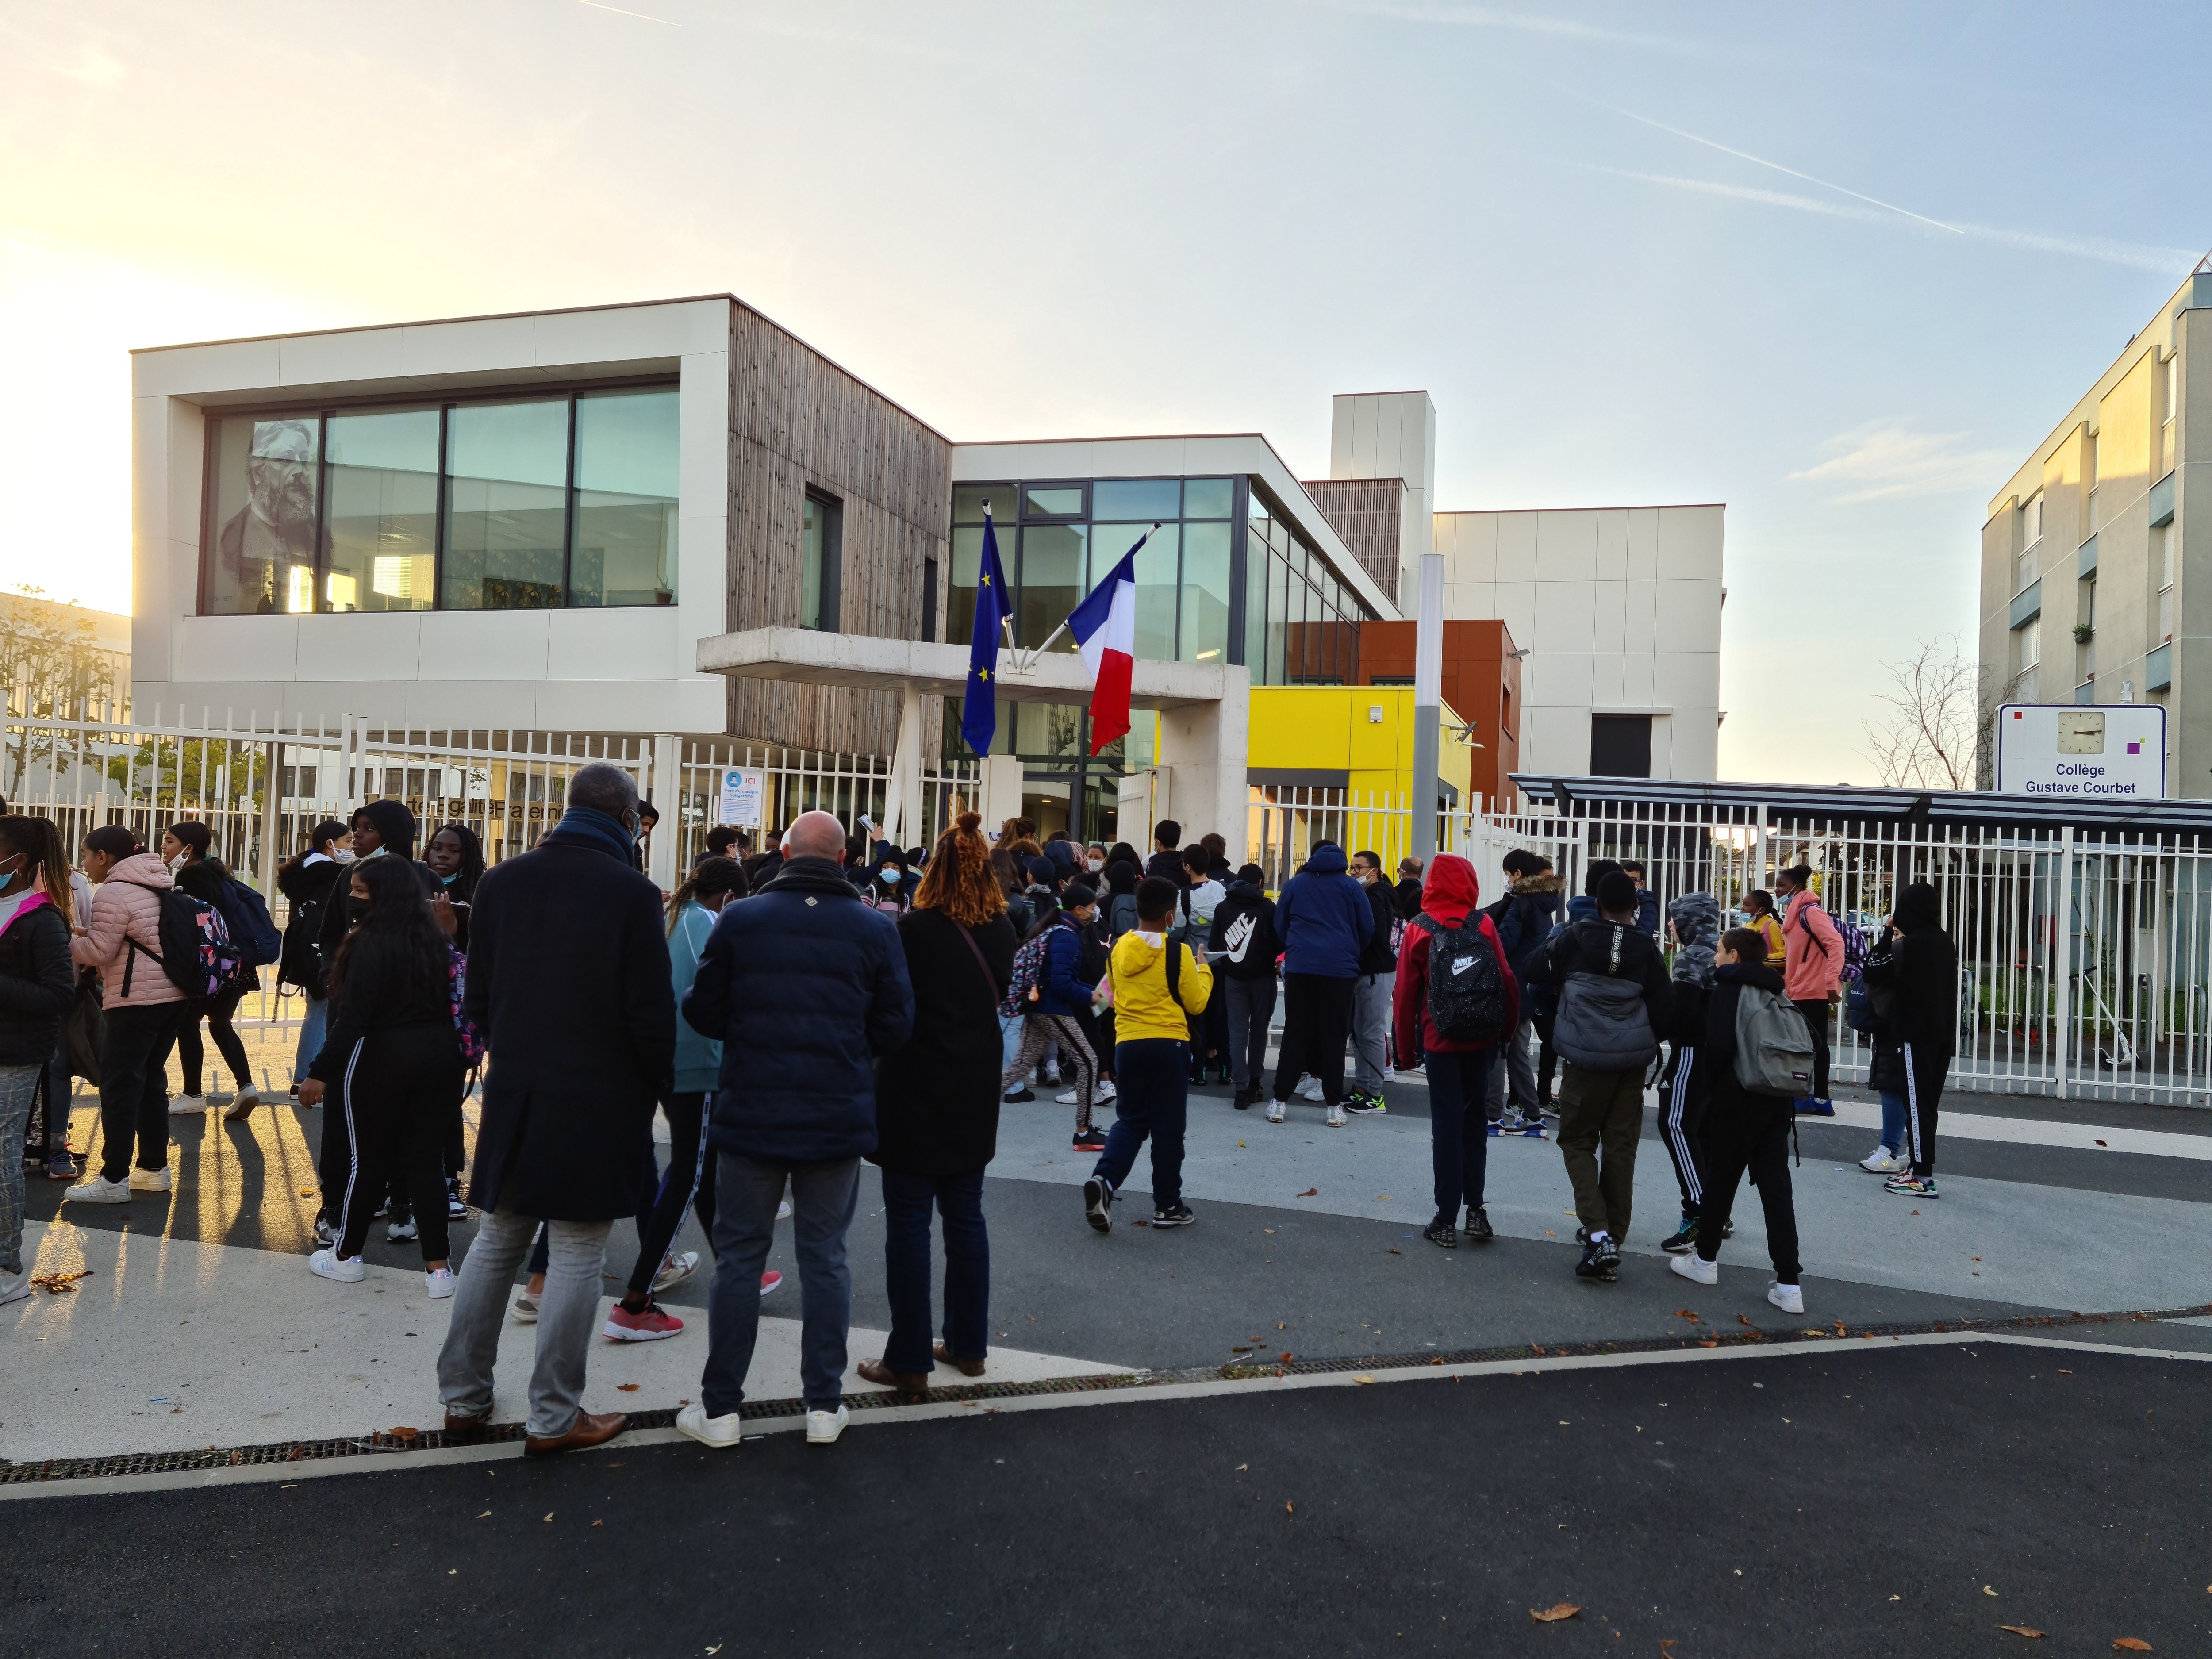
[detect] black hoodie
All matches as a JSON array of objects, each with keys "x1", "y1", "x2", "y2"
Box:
[
  {"x1": 1702, "y1": 957, "x2": 1788, "y2": 1110},
  {"x1": 1208, "y1": 879, "x2": 1281, "y2": 982},
  {"x1": 1861, "y1": 883, "x2": 1957, "y2": 1057}
]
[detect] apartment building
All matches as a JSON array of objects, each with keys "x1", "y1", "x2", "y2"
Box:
[{"x1": 1982, "y1": 261, "x2": 2209, "y2": 795}]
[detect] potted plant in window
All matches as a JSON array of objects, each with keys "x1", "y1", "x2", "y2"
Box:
[{"x1": 2072, "y1": 622, "x2": 2095, "y2": 644}]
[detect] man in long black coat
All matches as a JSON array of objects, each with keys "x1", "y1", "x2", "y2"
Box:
[{"x1": 436, "y1": 763, "x2": 673, "y2": 1456}]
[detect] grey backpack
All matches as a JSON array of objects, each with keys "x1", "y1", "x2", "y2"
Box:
[
  {"x1": 1733, "y1": 984, "x2": 1816, "y2": 1097},
  {"x1": 1552, "y1": 923, "x2": 1658, "y2": 1071}
]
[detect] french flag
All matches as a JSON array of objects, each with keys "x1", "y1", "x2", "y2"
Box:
[{"x1": 1068, "y1": 529, "x2": 1152, "y2": 755}]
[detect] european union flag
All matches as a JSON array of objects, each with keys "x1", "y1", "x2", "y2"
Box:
[{"x1": 961, "y1": 509, "x2": 1011, "y2": 755}]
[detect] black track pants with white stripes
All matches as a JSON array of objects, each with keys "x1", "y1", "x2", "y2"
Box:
[
  {"x1": 1901, "y1": 1041, "x2": 1950, "y2": 1177},
  {"x1": 327, "y1": 1023, "x2": 467, "y2": 1263},
  {"x1": 1656, "y1": 1041, "x2": 1708, "y2": 1220}
]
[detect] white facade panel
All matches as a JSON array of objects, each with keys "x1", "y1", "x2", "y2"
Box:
[{"x1": 295, "y1": 613, "x2": 422, "y2": 682}]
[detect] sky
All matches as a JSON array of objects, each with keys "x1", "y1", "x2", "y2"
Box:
[{"x1": 0, "y1": 0, "x2": 2204, "y2": 783}]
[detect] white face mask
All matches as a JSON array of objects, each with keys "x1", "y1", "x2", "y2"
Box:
[
  {"x1": 331, "y1": 848, "x2": 356, "y2": 864},
  {"x1": 1086, "y1": 858, "x2": 1105, "y2": 873}
]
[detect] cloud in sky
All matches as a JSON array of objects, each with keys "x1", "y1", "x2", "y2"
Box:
[
  {"x1": 1566, "y1": 160, "x2": 2198, "y2": 272},
  {"x1": 1789, "y1": 423, "x2": 2015, "y2": 505}
]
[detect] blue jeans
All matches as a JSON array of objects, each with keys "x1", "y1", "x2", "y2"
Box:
[
  {"x1": 0, "y1": 1061, "x2": 42, "y2": 1277},
  {"x1": 293, "y1": 996, "x2": 327, "y2": 1085},
  {"x1": 1878, "y1": 1091, "x2": 1907, "y2": 1153},
  {"x1": 879, "y1": 1167, "x2": 988, "y2": 1373},
  {"x1": 1092, "y1": 1039, "x2": 1188, "y2": 1209},
  {"x1": 703, "y1": 1150, "x2": 860, "y2": 1416},
  {"x1": 1426, "y1": 1046, "x2": 1494, "y2": 1218}
]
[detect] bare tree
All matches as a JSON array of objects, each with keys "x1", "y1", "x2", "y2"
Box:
[
  {"x1": 1861, "y1": 639, "x2": 1994, "y2": 791},
  {"x1": 0, "y1": 589, "x2": 126, "y2": 795}
]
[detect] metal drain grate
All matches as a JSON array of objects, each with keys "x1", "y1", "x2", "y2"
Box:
[{"x1": 6, "y1": 1302, "x2": 2202, "y2": 1486}]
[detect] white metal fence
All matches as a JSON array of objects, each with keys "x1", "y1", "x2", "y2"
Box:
[
  {"x1": 0, "y1": 707, "x2": 978, "y2": 1024},
  {"x1": 1249, "y1": 786, "x2": 2212, "y2": 1107}
]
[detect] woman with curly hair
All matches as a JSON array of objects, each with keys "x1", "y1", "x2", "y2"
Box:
[{"x1": 859, "y1": 813, "x2": 1017, "y2": 1394}]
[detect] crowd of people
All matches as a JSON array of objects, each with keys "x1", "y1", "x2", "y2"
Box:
[{"x1": 0, "y1": 779, "x2": 1959, "y2": 1459}]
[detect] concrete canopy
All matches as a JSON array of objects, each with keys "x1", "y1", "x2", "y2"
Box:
[
  {"x1": 694, "y1": 626, "x2": 1231, "y2": 709},
  {"x1": 695, "y1": 626, "x2": 1249, "y2": 850}
]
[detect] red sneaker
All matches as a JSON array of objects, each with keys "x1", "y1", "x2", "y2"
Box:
[
  {"x1": 759, "y1": 1270, "x2": 783, "y2": 1297},
  {"x1": 602, "y1": 1301, "x2": 684, "y2": 1342}
]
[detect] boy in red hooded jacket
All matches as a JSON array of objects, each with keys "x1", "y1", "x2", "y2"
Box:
[{"x1": 1392, "y1": 855, "x2": 1519, "y2": 1248}]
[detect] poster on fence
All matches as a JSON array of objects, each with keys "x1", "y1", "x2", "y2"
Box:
[{"x1": 717, "y1": 768, "x2": 765, "y2": 828}]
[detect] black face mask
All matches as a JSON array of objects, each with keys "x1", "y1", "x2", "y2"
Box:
[{"x1": 347, "y1": 896, "x2": 373, "y2": 925}]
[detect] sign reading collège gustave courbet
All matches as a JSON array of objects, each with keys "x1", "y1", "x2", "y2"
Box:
[{"x1": 1996, "y1": 704, "x2": 2167, "y2": 799}]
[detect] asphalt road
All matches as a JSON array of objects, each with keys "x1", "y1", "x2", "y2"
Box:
[{"x1": 4, "y1": 1341, "x2": 2202, "y2": 1658}]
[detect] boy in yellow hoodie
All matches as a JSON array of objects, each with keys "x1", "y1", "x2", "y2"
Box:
[{"x1": 1083, "y1": 876, "x2": 1214, "y2": 1233}]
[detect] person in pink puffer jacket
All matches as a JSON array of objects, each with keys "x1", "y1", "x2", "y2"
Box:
[
  {"x1": 1775, "y1": 863, "x2": 1843, "y2": 1115},
  {"x1": 63, "y1": 826, "x2": 187, "y2": 1204}
]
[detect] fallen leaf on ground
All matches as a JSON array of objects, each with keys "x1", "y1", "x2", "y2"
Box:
[
  {"x1": 1284, "y1": 1501, "x2": 1294, "y2": 1515},
  {"x1": 1263, "y1": 1228, "x2": 1276, "y2": 1234},
  {"x1": 1354, "y1": 1375, "x2": 1375, "y2": 1384},
  {"x1": 1528, "y1": 1603, "x2": 1579, "y2": 1623},
  {"x1": 29, "y1": 1270, "x2": 94, "y2": 1294},
  {"x1": 543, "y1": 1513, "x2": 554, "y2": 1522},
  {"x1": 1674, "y1": 1309, "x2": 1700, "y2": 1321},
  {"x1": 1386, "y1": 1247, "x2": 1402, "y2": 1255},
  {"x1": 388, "y1": 1426, "x2": 419, "y2": 1443},
  {"x1": 1430, "y1": 1356, "x2": 1444, "y2": 1365},
  {"x1": 1235, "y1": 1463, "x2": 1247, "y2": 1471},
  {"x1": 1738, "y1": 1314, "x2": 1755, "y2": 1326},
  {"x1": 1998, "y1": 1627, "x2": 2045, "y2": 1639},
  {"x1": 2112, "y1": 1641, "x2": 2152, "y2": 1652},
  {"x1": 1985, "y1": 1586, "x2": 2001, "y2": 1596},
  {"x1": 299, "y1": 1188, "x2": 314, "y2": 1197},
  {"x1": 1280, "y1": 1352, "x2": 1294, "y2": 1362},
  {"x1": 1699, "y1": 1340, "x2": 1719, "y2": 1348},
  {"x1": 1277, "y1": 1323, "x2": 1286, "y2": 1330},
  {"x1": 1296, "y1": 1187, "x2": 1318, "y2": 1198},
  {"x1": 616, "y1": 1383, "x2": 640, "y2": 1392}
]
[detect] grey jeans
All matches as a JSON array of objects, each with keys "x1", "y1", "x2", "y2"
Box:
[
  {"x1": 1350, "y1": 971, "x2": 1394, "y2": 1091},
  {"x1": 0, "y1": 1061, "x2": 41, "y2": 1277},
  {"x1": 436, "y1": 1205, "x2": 612, "y2": 1439},
  {"x1": 703, "y1": 1151, "x2": 860, "y2": 1417},
  {"x1": 1485, "y1": 1017, "x2": 1540, "y2": 1120}
]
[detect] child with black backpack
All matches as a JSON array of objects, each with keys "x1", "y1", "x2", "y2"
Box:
[
  {"x1": 1082, "y1": 877, "x2": 1212, "y2": 1233},
  {"x1": 1655, "y1": 892, "x2": 1720, "y2": 1256},
  {"x1": 1392, "y1": 855, "x2": 1518, "y2": 1248},
  {"x1": 1669, "y1": 926, "x2": 1810, "y2": 1315}
]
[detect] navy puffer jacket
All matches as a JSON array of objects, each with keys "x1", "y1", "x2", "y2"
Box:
[
  {"x1": 1031, "y1": 915, "x2": 1095, "y2": 1017},
  {"x1": 685, "y1": 856, "x2": 916, "y2": 1163},
  {"x1": 1271, "y1": 844, "x2": 1374, "y2": 978}
]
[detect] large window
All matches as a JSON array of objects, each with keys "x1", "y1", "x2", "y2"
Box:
[{"x1": 199, "y1": 383, "x2": 679, "y2": 615}]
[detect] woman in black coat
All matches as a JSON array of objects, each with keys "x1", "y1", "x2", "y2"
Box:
[
  {"x1": 0, "y1": 815, "x2": 79, "y2": 1300},
  {"x1": 860, "y1": 813, "x2": 1016, "y2": 1394}
]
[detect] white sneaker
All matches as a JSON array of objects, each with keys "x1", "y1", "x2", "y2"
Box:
[
  {"x1": 776, "y1": 1199, "x2": 793, "y2": 1221},
  {"x1": 1297, "y1": 1077, "x2": 1325, "y2": 1102},
  {"x1": 511, "y1": 1294, "x2": 540, "y2": 1324},
  {"x1": 310, "y1": 1249, "x2": 366, "y2": 1283},
  {"x1": 1043, "y1": 1068, "x2": 1062, "y2": 1087},
  {"x1": 1264, "y1": 1098, "x2": 1286, "y2": 1124},
  {"x1": 1325, "y1": 1102, "x2": 1347, "y2": 1128},
  {"x1": 805, "y1": 1403, "x2": 849, "y2": 1444},
  {"x1": 677, "y1": 1401, "x2": 741, "y2": 1448},
  {"x1": 1094, "y1": 1079, "x2": 1116, "y2": 1102},
  {"x1": 424, "y1": 1267, "x2": 455, "y2": 1299},
  {"x1": 1859, "y1": 1146, "x2": 1909, "y2": 1173},
  {"x1": 653, "y1": 1250, "x2": 700, "y2": 1293},
  {"x1": 0, "y1": 1268, "x2": 29, "y2": 1306},
  {"x1": 387, "y1": 1216, "x2": 417, "y2": 1242},
  {"x1": 1055, "y1": 1087, "x2": 1080, "y2": 1106},
  {"x1": 170, "y1": 1094, "x2": 208, "y2": 1115},
  {"x1": 64, "y1": 1174, "x2": 132, "y2": 1204},
  {"x1": 1669, "y1": 1252, "x2": 1718, "y2": 1286},
  {"x1": 128, "y1": 1166, "x2": 173, "y2": 1193},
  {"x1": 1767, "y1": 1281, "x2": 1805, "y2": 1316}
]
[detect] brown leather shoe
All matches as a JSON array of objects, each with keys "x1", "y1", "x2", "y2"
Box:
[
  {"x1": 523, "y1": 1410, "x2": 628, "y2": 1457},
  {"x1": 443, "y1": 1409, "x2": 492, "y2": 1444},
  {"x1": 933, "y1": 1342, "x2": 986, "y2": 1378},
  {"x1": 857, "y1": 1357, "x2": 930, "y2": 1394}
]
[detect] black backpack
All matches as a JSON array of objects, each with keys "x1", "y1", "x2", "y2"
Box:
[{"x1": 1414, "y1": 910, "x2": 1508, "y2": 1045}]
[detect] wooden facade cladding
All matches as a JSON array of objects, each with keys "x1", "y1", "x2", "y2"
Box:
[
  {"x1": 1302, "y1": 477, "x2": 1404, "y2": 591},
  {"x1": 725, "y1": 304, "x2": 952, "y2": 758}
]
